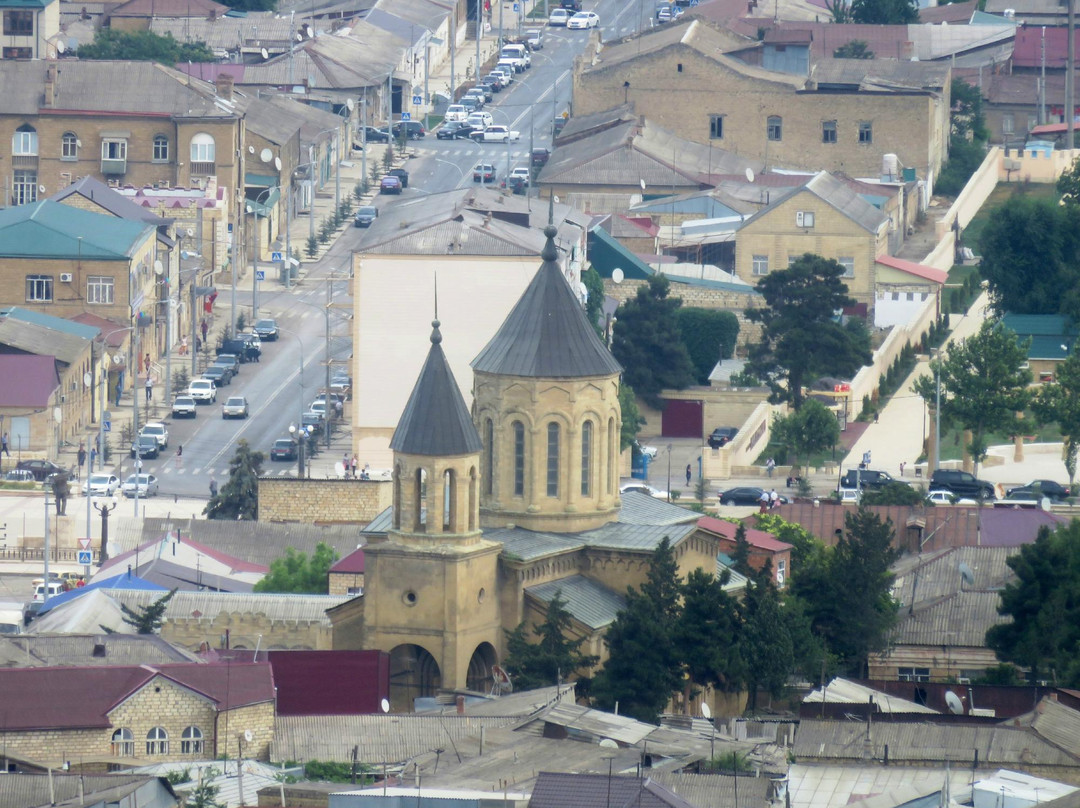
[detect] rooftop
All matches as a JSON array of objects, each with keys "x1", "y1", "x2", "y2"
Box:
[
  {"x1": 0, "y1": 200, "x2": 155, "y2": 261},
  {"x1": 0, "y1": 355, "x2": 58, "y2": 407},
  {"x1": 526, "y1": 575, "x2": 626, "y2": 629},
  {"x1": 0, "y1": 634, "x2": 199, "y2": 668}
]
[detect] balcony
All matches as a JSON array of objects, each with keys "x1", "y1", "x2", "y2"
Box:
[
  {"x1": 190, "y1": 161, "x2": 216, "y2": 176},
  {"x1": 11, "y1": 154, "x2": 38, "y2": 169},
  {"x1": 101, "y1": 158, "x2": 127, "y2": 175}
]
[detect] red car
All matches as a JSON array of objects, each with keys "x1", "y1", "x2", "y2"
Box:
[{"x1": 379, "y1": 175, "x2": 403, "y2": 194}]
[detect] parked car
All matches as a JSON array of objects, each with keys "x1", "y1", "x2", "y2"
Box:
[
  {"x1": 354, "y1": 205, "x2": 379, "y2": 227},
  {"x1": 253, "y1": 318, "x2": 279, "y2": 341},
  {"x1": 380, "y1": 175, "x2": 403, "y2": 194},
  {"x1": 490, "y1": 66, "x2": 514, "y2": 86},
  {"x1": 471, "y1": 125, "x2": 521, "y2": 143},
  {"x1": 531, "y1": 147, "x2": 551, "y2": 168},
  {"x1": 222, "y1": 396, "x2": 250, "y2": 419},
  {"x1": 561, "y1": 0, "x2": 582, "y2": 10},
  {"x1": 270, "y1": 438, "x2": 298, "y2": 461},
  {"x1": 187, "y1": 379, "x2": 217, "y2": 404},
  {"x1": 235, "y1": 334, "x2": 261, "y2": 361},
  {"x1": 388, "y1": 167, "x2": 409, "y2": 188},
  {"x1": 444, "y1": 104, "x2": 469, "y2": 123},
  {"x1": 707, "y1": 426, "x2": 738, "y2": 448},
  {"x1": 470, "y1": 84, "x2": 494, "y2": 101},
  {"x1": 33, "y1": 580, "x2": 66, "y2": 603},
  {"x1": 620, "y1": 482, "x2": 668, "y2": 499},
  {"x1": 926, "y1": 489, "x2": 977, "y2": 505},
  {"x1": 567, "y1": 10, "x2": 599, "y2": 28},
  {"x1": 15, "y1": 459, "x2": 64, "y2": 482},
  {"x1": 473, "y1": 163, "x2": 497, "y2": 183},
  {"x1": 82, "y1": 473, "x2": 120, "y2": 497},
  {"x1": 526, "y1": 27, "x2": 544, "y2": 48},
  {"x1": 549, "y1": 8, "x2": 570, "y2": 25},
  {"x1": 122, "y1": 473, "x2": 159, "y2": 498},
  {"x1": 839, "y1": 468, "x2": 895, "y2": 489},
  {"x1": 172, "y1": 395, "x2": 198, "y2": 418},
  {"x1": 392, "y1": 121, "x2": 426, "y2": 139},
  {"x1": 358, "y1": 126, "x2": 390, "y2": 142},
  {"x1": 467, "y1": 111, "x2": 494, "y2": 130},
  {"x1": 1005, "y1": 479, "x2": 1070, "y2": 501},
  {"x1": 302, "y1": 410, "x2": 325, "y2": 428},
  {"x1": 214, "y1": 349, "x2": 244, "y2": 371},
  {"x1": 140, "y1": 422, "x2": 169, "y2": 448},
  {"x1": 718, "y1": 486, "x2": 789, "y2": 507},
  {"x1": 929, "y1": 469, "x2": 996, "y2": 500},
  {"x1": 202, "y1": 366, "x2": 231, "y2": 387},
  {"x1": 130, "y1": 434, "x2": 160, "y2": 459},
  {"x1": 460, "y1": 95, "x2": 481, "y2": 113},
  {"x1": 437, "y1": 121, "x2": 477, "y2": 140},
  {"x1": 480, "y1": 75, "x2": 504, "y2": 93},
  {"x1": 462, "y1": 89, "x2": 487, "y2": 108}
]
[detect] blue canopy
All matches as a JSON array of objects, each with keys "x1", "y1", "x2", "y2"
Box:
[{"x1": 37, "y1": 571, "x2": 166, "y2": 615}]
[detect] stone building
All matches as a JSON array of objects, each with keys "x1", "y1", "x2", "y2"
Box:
[{"x1": 0, "y1": 0, "x2": 59, "y2": 59}]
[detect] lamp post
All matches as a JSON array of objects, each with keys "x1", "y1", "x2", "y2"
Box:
[
  {"x1": 93, "y1": 497, "x2": 117, "y2": 565},
  {"x1": 289, "y1": 423, "x2": 315, "y2": 478}
]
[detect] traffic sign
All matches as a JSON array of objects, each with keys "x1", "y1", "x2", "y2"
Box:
[
  {"x1": 102, "y1": 421, "x2": 111, "y2": 432},
  {"x1": 412, "y1": 95, "x2": 422, "y2": 105},
  {"x1": 256, "y1": 270, "x2": 266, "y2": 281},
  {"x1": 401, "y1": 112, "x2": 411, "y2": 121},
  {"x1": 79, "y1": 538, "x2": 91, "y2": 550},
  {"x1": 513, "y1": 3, "x2": 518, "y2": 9},
  {"x1": 271, "y1": 251, "x2": 283, "y2": 262},
  {"x1": 77, "y1": 550, "x2": 92, "y2": 565}
]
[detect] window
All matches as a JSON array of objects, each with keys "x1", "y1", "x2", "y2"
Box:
[
  {"x1": 146, "y1": 727, "x2": 168, "y2": 755},
  {"x1": 838, "y1": 257, "x2": 855, "y2": 278},
  {"x1": 1002, "y1": 113, "x2": 1015, "y2": 134},
  {"x1": 513, "y1": 421, "x2": 525, "y2": 496},
  {"x1": 153, "y1": 134, "x2": 169, "y2": 162},
  {"x1": 101, "y1": 139, "x2": 127, "y2": 161},
  {"x1": 767, "y1": 115, "x2": 782, "y2": 141},
  {"x1": 26, "y1": 274, "x2": 52, "y2": 302},
  {"x1": 483, "y1": 418, "x2": 493, "y2": 496},
  {"x1": 190, "y1": 132, "x2": 216, "y2": 163},
  {"x1": 443, "y1": 469, "x2": 456, "y2": 530},
  {"x1": 752, "y1": 255, "x2": 769, "y2": 276},
  {"x1": 580, "y1": 420, "x2": 592, "y2": 497},
  {"x1": 776, "y1": 559, "x2": 786, "y2": 586},
  {"x1": 709, "y1": 114, "x2": 724, "y2": 140},
  {"x1": 3, "y1": 10, "x2": 33, "y2": 36},
  {"x1": 111, "y1": 728, "x2": 134, "y2": 757},
  {"x1": 1027, "y1": 114, "x2": 1038, "y2": 132},
  {"x1": 858, "y1": 121, "x2": 873, "y2": 144},
  {"x1": 796, "y1": 211, "x2": 815, "y2": 228},
  {"x1": 546, "y1": 422, "x2": 560, "y2": 497},
  {"x1": 2, "y1": 46, "x2": 31, "y2": 58},
  {"x1": 607, "y1": 418, "x2": 615, "y2": 495},
  {"x1": 897, "y1": 667, "x2": 930, "y2": 683},
  {"x1": 12, "y1": 170, "x2": 37, "y2": 206},
  {"x1": 61, "y1": 132, "x2": 78, "y2": 160},
  {"x1": 87, "y1": 276, "x2": 114, "y2": 304},
  {"x1": 822, "y1": 120, "x2": 837, "y2": 143},
  {"x1": 181, "y1": 726, "x2": 203, "y2": 754},
  {"x1": 12, "y1": 124, "x2": 37, "y2": 155}
]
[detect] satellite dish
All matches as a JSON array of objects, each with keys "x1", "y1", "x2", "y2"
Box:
[
  {"x1": 260, "y1": 47, "x2": 269, "y2": 59},
  {"x1": 260, "y1": 148, "x2": 273, "y2": 163},
  {"x1": 38, "y1": 184, "x2": 46, "y2": 193},
  {"x1": 599, "y1": 738, "x2": 618, "y2": 749},
  {"x1": 53, "y1": 407, "x2": 62, "y2": 423},
  {"x1": 346, "y1": 98, "x2": 355, "y2": 111},
  {"x1": 958, "y1": 562, "x2": 975, "y2": 587},
  {"x1": 700, "y1": 703, "x2": 712, "y2": 720},
  {"x1": 745, "y1": 167, "x2": 755, "y2": 183},
  {"x1": 304, "y1": 23, "x2": 312, "y2": 37},
  {"x1": 83, "y1": 372, "x2": 92, "y2": 388},
  {"x1": 244, "y1": 729, "x2": 254, "y2": 743},
  {"x1": 275, "y1": 156, "x2": 282, "y2": 171},
  {"x1": 248, "y1": 145, "x2": 255, "y2": 154},
  {"x1": 380, "y1": 698, "x2": 390, "y2": 713},
  {"x1": 113, "y1": 353, "x2": 124, "y2": 365},
  {"x1": 945, "y1": 690, "x2": 964, "y2": 715},
  {"x1": 186, "y1": 227, "x2": 195, "y2": 237},
  {"x1": 56, "y1": 40, "x2": 65, "y2": 54},
  {"x1": 295, "y1": 31, "x2": 303, "y2": 41},
  {"x1": 553, "y1": 195, "x2": 560, "y2": 203},
  {"x1": 612, "y1": 268, "x2": 624, "y2": 284},
  {"x1": 153, "y1": 260, "x2": 164, "y2": 276},
  {"x1": 639, "y1": 178, "x2": 646, "y2": 191}
]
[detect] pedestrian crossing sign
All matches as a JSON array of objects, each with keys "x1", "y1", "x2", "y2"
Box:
[
  {"x1": 77, "y1": 550, "x2": 92, "y2": 565},
  {"x1": 401, "y1": 112, "x2": 411, "y2": 121},
  {"x1": 412, "y1": 95, "x2": 423, "y2": 105}
]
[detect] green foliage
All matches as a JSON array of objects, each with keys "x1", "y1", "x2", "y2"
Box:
[
  {"x1": 951, "y1": 78, "x2": 990, "y2": 143},
  {"x1": 504, "y1": 591, "x2": 599, "y2": 690},
  {"x1": 833, "y1": 40, "x2": 874, "y2": 58},
  {"x1": 166, "y1": 769, "x2": 192, "y2": 786},
  {"x1": 731, "y1": 522, "x2": 752, "y2": 577},
  {"x1": 986, "y1": 522, "x2": 1080, "y2": 685},
  {"x1": 860, "y1": 481, "x2": 925, "y2": 506},
  {"x1": 318, "y1": 217, "x2": 335, "y2": 244},
  {"x1": 975, "y1": 662, "x2": 1021, "y2": 686},
  {"x1": 676, "y1": 308, "x2": 740, "y2": 384},
  {"x1": 582, "y1": 266, "x2": 606, "y2": 339},
  {"x1": 185, "y1": 781, "x2": 224, "y2": 808},
  {"x1": 745, "y1": 255, "x2": 869, "y2": 409},
  {"x1": 120, "y1": 589, "x2": 176, "y2": 634},
  {"x1": 338, "y1": 199, "x2": 353, "y2": 221},
  {"x1": 172, "y1": 365, "x2": 191, "y2": 393},
  {"x1": 382, "y1": 144, "x2": 395, "y2": 173},
  {"x1": 236, "y1": 312, "x2": 246, "y2": 333},
  {"x1": 618, "y1": 382, "x2": 645, "y2": 451},
  {"x1": 912, "y1": 320, "x2": 1031, "y2": 474},
  {"x1": 205, "y1": 440, "x2": 264, "y2": 520},
  {"x1": 741, "y1": 574, "x2": 794, "y2": 708},
  {"x1": 1033, "y1": 351, "x2": 1080, "y2": 487},
  {"x1": 611, "y1": 275, "x2": 697, "y2": 408},
  {"x1": 825, "y1": 0, "x2": 852, "y2": 22},
  {"x1": 677, "y1": 568, "x2": 746, "y2": 694},
  {"x1": 851, "y1": 0, "x2": 917, "y2": 23},
  {"x1": 77, "y1": 28, "x2": 214, "y2": 62},
  {"x1": 254, "y1": 542, "x2": 339, "y2": 594},
  {"x1": 303, "y1": 760, "x2": 374, "y2": 783},
  {"x1": 770, "y1": 400, "x2": 840, "y2": 471},
  {"x1": 752, "y1": 512, "x2": 824, "y2": 567},
  {"x1": 306, "y1": 235, "x2": 319, "y2": 259},
  {"x1": 937, "y1": 137, "x2": 988, "y2": 197},
  {"x1": 1056, "y1": 154, "x2": 1080, "y2": 205},
  {"x1": 369, "y1": 163, "x2": 383, "y2": 192},
  {"x1": 935, "y1": 79, "x2": 990, "y2": 196},
  {"x1": 705, "y1": 751, "x2": 754, "y2": 774}
]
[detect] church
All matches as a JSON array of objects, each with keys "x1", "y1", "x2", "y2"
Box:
[{"x1": 334, "y1": 223, "x2": 724, "y2": 710}]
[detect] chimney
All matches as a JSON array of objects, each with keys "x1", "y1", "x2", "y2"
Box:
[
  {"x1": 215, "y1": 73, "x2": 234, "y2": 101},
  {"x1": 44, "y1": 63, "x2": 58, "y2": 108}
]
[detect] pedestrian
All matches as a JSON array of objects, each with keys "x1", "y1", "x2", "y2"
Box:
[
  {"x1": 766, "y1": 457, "x2": 775, "y2": 478},
  {"x1": 177, "y1": 445, "x2": 183, "y2": 458},
  {"x1": 874, "y1": 411, "x2": 880, "y2": 424},
  {"x1": 758, "y1": 489, "x2": 770, "y2": 513},
  {"x1": 1, "y1": 433, "x2": 8, "y2": 456},
  {"x1": 180, "y1": 335, "x2": 188, "y2": 355},
  {"x1": 351, "y1": 455, "x2": 359, "y2": 478},
  {"x1": 900, "y1": 461, "x2": 906, "y2": 477},
  {"x1": 685, "y1": 463, "x2": 692, "y2": 487},
  {"x1": 770, "y1": 488, "x2": 780, "y2": 509},
  {"x1": 334, "y1": 399, "x2": 344, "y2": 420},
  {"x1": 89, "y1": 446, "x2": 97, "y2": 469},
  {"x1": 145, "y1": 376, "x2": 153, "y2": 402},
  {"x1": 115, "y1": 384, "x2": 122, "y2": 407},
  {"x1": 77, "y1": 443, "x2": 86, "y2": 479},
  {"x1": 201, "y1": 318, "x2": 209, "y2": 343},
  {"x1": 209, "y1": 477, "x2": 218, "y2": 498},
  {"x1": 361, "y1": 463, "x2": 370, "y2": 480},
  {"x1": 342, "y1": 453, "x2": 351, "y2": 476},
  {"x1": 143, "y1": 353, "x2": 151, "y2": 375}
]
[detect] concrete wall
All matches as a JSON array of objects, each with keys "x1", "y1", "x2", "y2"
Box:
[
  {"x1": 702, "y1": 399, "x2": 782, "y2": 478},
  {"x1": 259, "y1": 477, "x2": 392, "y2": 524}
]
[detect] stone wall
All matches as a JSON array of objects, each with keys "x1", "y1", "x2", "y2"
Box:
[
  {"x1": 161, "y1": 610, "x2": 334, "y2": 652},
  {"x1": 216, "y1": 700, "x2": 275, "y2": 761},
  {"x1": 258, "y1": 478, "x2": 392, "y2": 524},
  {"x1": 328, "y1": 571, "x2": 364, "y2": 596}
]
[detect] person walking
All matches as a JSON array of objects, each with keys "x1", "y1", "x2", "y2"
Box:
[
  {"x1": 1, "y1": 433, "x2": 8, "y2": 457},
  {"x1": 145, "y1": 376, "x2": 153, "y2": 402},
  {"x1": 200, "y1": 318, "x2": 209, "y2": 343},
  {"x1": 89, "y1": 445, "x2": 97, "y2": 470},
  {"x1": 685, "y1": 463, "x2": 692, "y2": 487},
  {"x1": 758, "y1": 489, "x2": 770, "y2": 514},
  {"x1": 77, "y1": 443, "x2": 86, "y2": 480},
  {"x1": 351, "y1": 455, "x2": 359, "y2": 478},
  {"x1": 766, "y1": 457, "x2": 775, "y2": 478},
  {"x1": 209, "y1": 477, "x2": 218, "y2": 498},
  {"x1": 179, "y1": 335, "x2": 188, "y2": 355},
  {"x1": 143, "y1": 353, "x2": 151, "y2": 375},
  {"x1": 770, "y1": 488, "x2": 780, "y2": 509}
]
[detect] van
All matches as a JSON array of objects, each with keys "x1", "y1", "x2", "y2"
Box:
[
  {"x1": 499, "y1": 43, "x2": 531, "y2": 71},
  {"x1": 32, "y1": 580, "x2": 66, "y2": 602},
  {"x1": 0, "y1": 602, "x2": 23, "y2": 635},
  {"x1": 839, "y1": 468, "x2": 895, "y2": 489}
]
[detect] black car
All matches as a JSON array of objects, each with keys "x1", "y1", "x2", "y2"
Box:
[
  {"x1": 438, "y1": 122, "x2": 477, "y2": 140},
  {"x1": 840, "y1": 468, "x2": 895, "y2": 489},
  {"x1": 1005, "y1": 479, "x2": 1070, "y2": 501},
  {"x1": 531, "y1": 147, "x2": 550, "y2": 168},
  {"x1": 202, "y1": 366, "x2": 231, "y2": 387},
  {"x1": 15, "y1": 459, "x2": 63, "y2": 482},
  {"x1": 507, "y1": 175, "x2": 528, "y2": 195},
  {"x1": 391, "y1": 121, "x2": 426, "y2": 140},
  {"x1": 471, "y1": 84, "x2": 494, "y2": 102},
  {"x1": 253, "y1": 318, "x2": 279, "y2": 341},
  {"x1": 358, "y1": 126, "x2": 390, "y2": 143},
  {"x1": 270, "y1": 438, "x2": 297, "y2": 461},
  {"x1": 130, "y1": 434, "x2": 160, "y2": 459},
  {"x1": 354, "y1": 205, "x2": 378, "y2": 227},
  {"x1": 718, "y1": 486, "x2": 789, "y2": 507},
  {"x1": 388, "y1": 167, "x2": 409, "y2": 188},
  {"x1": 929, "y1": 469, "x2": 996, "y2": 500},
  {"x1": 707, "y1": 426, "x2": 738, "y2": 448},
  {"x1": 481, "y1": 74, "x2": 505, "y2": 92},
  {"x1": 219, "y1": 340, "x2": 253, "y2": 363}
]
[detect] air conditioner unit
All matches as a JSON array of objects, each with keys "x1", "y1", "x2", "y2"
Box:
[
  {"x1": 796, "y1": 211, "x2": 815, "y2": 228},
  {"x1": 60, "y1": 273, "x2": 73, "y2": 283}
]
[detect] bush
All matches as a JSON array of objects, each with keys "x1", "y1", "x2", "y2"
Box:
[
  {"x1": 305, "y1": 235, "x2": 318, "y2": 258},
  {"x1": 172, "y1": 366, "x2": 190, "y2": 392}
]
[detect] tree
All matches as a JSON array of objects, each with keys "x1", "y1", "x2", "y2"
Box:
[
  {"x1": 833, "y1": 40, "x2": 874, "y2": 58},
  {"x1": 860, "y1": 481, "x2": 925, "y2": 506},
  {"x1": 78, "y1": 29, "x2": 214, "y2": 62},
  {"x1": 825, "y1": 0, "x2": 853, "y2": 22},
  {"x1": 676, "y1": 569, "x2": 745, "y2": 699},
  {"x1": 611, "y1": 275, "x2": 696, "y2": 408},
  {"x1": 986, "y1": 523, "x2": 1080, "y2": 686},
  {"x1": 771, "y1": 399, "x2": 841, "y2": 471},
  {"x1": 205, "y1": 440, "x2": 264, "y2": 520},
  {"x1": 851, "y1": 0, "x2": 917, "y2": 24},
  {"x1": 120, "y1": 590, "x2": 176, "y2": 634},
  {"x1": 790, "y1": 508, "x2": 898, "y2": 675},
  {"x1": 752, "y1": 512, "x2": 824, "y2": 567},
  {"x1": 1033, "y1": 351, "x2": 1080, "y2": 489},
  {"x1": 676, "y1": 308, "x2": 740, "y2": 384},
  {"x1": 913, "y1": 321, "x2": 1031, "y2": 475},
  {"x1": 935, "y1": 79, "x2": 990, "y2": 196},
  {"x1": 731, "y1": 522, "x2": 753, "y2": 577},
  {"x1": 254, "y1": 542, "x2": 339, "y2": 594},
  {"x1": 744, "y1": 255, "x2": 869, "y2": 409},
  {"x1": 741, "y1": 575, "x2": 794, "y2": 708},
  {"x1": 503, "y1": 591, "x2": 599, "y2": 690},
  {"x1": 582, "y1": 267, "x2": 607, "y2": 340},
  {"x1": 619, "y1": 381, "x2": 645, "y2": 451},
  {"x1": 1057, "y1": 154, "x2": 1080, "y2": 204},
  {"x1": 185, "y1": 781, "x2": 225, "y2": 808}
]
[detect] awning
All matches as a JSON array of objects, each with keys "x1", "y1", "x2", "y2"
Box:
[
  {"x1": 245, "y1": 172, "x2": 278, "y2": 188},
  {"x1": 245, "y1": 188, "x2": 280, "y2": 217}
]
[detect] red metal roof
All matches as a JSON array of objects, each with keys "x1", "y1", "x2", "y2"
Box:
[
  {"x1": 1013, "y1": 26, "x2": 1078, "y2": 69},
  {"x1": 71, "y1": 313, "x2": 130, "y2": 348},
  {"x1": 0, "y1": 354, "x2": 58, "y2": 407},
  {"x1": 330, "y1": 547, "x2": 365, "y2": 574},
  {"x1": 267, "y1": 650, "x2": 389, "y2": 715},
  {"x1": 697, "y1": 515, "x2": 793, "y2": 552},
  {"x1": 876, "y1": 254, "x2": 948, "y2": 284}
]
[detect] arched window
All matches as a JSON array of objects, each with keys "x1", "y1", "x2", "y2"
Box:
[
  {"x1": 581, "y1": 420, "x2": 593, "y2": 497},
  {"x1": 111, "y1": 728, "x2": 134, "y2": 757},
  {"x1": 190, "y1": 132, "x2": 215, "y2": 163},
  {"x1": 61, "y1": 131, "x2": 78, "y2": 160},
  {"x1": 443, "y1": 468, "x2": 456, "y2": 530},
  {"x1": 512, "y1": 421, "x2": 525, "y2": 497},
  {"x1": 767, "y1": 115, "x2": 783, "y2": 142},
  {"x1": 153, "y1": 134, "x2": 169, "y2": 162},
  {"x1": 12, "y1": 124, "x2": 37, "y2": 155},
  {"x1": 181, "y1": 726, "x2": 203, "y2": 754},
  {"x1": 607, "y1": 418, "x2": 616, "y2": 495},
  {"x1": 415, "y1": 467, "x2": 427, "y2": 530},
  {"x1": 469, "y1": 466, "x2": 477, "y2": 531},
  {"x1": 483, "y1": 418, "x2": 493, "y2": 496},
  {"x1": 146, "y1": 727, "x2": 168, "y2": 755},
  {"x1": 392, "y1": 464, "x2": 402, "y2": 529},
  {"x1": 546, "y1": 423, "x2": 560, "y2": 497}
]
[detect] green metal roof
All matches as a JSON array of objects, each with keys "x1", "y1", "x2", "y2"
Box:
[
  {"x1": 0, "y1": 306, "x2": 100, "y2": 340},
  {"x1": 0, "y1": 201, "x2": 154, "y2": 260},
  {"x1": 1002, "y1": 314, "x2": 1077, "y2": 360},
  {"x1": 0, "y1": 0, "x2": 58, "y2": 9}
]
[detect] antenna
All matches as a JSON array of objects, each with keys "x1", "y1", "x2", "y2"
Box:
[
  {"x1": 958, "y1": 562, "x2": 974, "y2": 589},
  {"x1": 433, "y1": 272, "x2": 438, "y2": 321},
  {"x1": 944, "y1": 690, "x2": 964, "y2": 715}
]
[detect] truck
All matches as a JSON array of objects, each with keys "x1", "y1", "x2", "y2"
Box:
[
  {"x1": 470, "y1": 125, "x2": 521, "y2": 143},
  {"x1": 498, "y1": 44, "x2": 531, "y2": 72}
]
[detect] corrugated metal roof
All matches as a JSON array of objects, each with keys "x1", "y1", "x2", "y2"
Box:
[
  {"x1": 891, "y1": 545, "x2": 1016, "y2": 609},
  {"x1": 803, "y1": 172, "x2": 889, "y2": 233},
  {"x1": 787, "y1": 764, "x2": 989, "y2": 808},
  {"x1": 618, "y1": 492, "x2": 700, "y2": 526},
  {"x1": 0, "y1": 354, "x2": 58, "y2": 406},
  {"x1": 543, "y1": 703, "x2": 658, "y2": 744},
  {"x1": 0, "y1": 634, "x2": 199, "y2": 668},
  {"x1": 390, "y1": 322, "x2": 483, "y2": 457},
  {"x1": 577, "y1": 521, "x2": 698, "y2": 551},
  {"x1": 1024, "y1": 697, "x2": 1080, "y2": 758},
  {"x1": 0, "y1": 200, "x2": 155, "y2": 260},
  {"x1": 0, "y1": 774, "x2": 154, "y2": 808},
  {"x1": 892, "y1": 589, "x2": 1008, "y2": 646},
  {"x1": 486, "y1": 527, "x2": 586, "y2": 561},
  {"x1": 649, "y1": 772, "x2": 770, "y2": 808},
  {"x1": 531, "y1": 773, "x2": 701, "y2": 808},
  {"x1": 50, "y1": 176, "x2": 170, "y2": 227},
  {"x1": 151, "y1": 14, "x2": 295, "y2": 49},
  {"x1": 803, "y1": 678, "x2": 938, "y2": 713},
  {"x1": 108, "y1": 588, "x2": 348, "y2": 624},
  {"x1": 810, "y1": 57, "x2": 950, "y2": 90},
  {"x1": 472, "y1": 227, "x2": 623, "y2": 379},
  {"x1": 526, "y1": 575, "x2": 626, "y2": 629},
  {"x1": 0, "y1": 315, "x2": 92, "y2": 365}
]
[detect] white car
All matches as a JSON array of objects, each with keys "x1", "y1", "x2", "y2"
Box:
[
  {"x1": 467, "y1": 111, "x2": 494, "y2": 129},
  {"x1": 927, "y1": 489, "x2": 978, "y2": 505},
  {"x1": 567, "y1": 11, "x2": 599, "y2": 28},
  {"x1": 549, "y1": 8, "x2": 570, "y2": 24},
  {"x1": 620, "y1": 482, "x2": 668, "y2": 499},
  {"x1": 445, "y1": 104, "x2": 468, "y2": 123},
  {"x1": 172, "y1": 395, "x2": 197, "y2": 418},
  {"x1": 510, "y1": 166, "x2": 531, "y2": 184},
  {"x1": 83, "y1": 473, "x2": 120, "y2": 497},
  {"x1": 140, "y1": 422, "x2": 169, "y2": 448},
  {"x1": 188, "y1": 378, "x2": 217, "y2": 403},
  {"x1": 122, "y1": 473, "x2": 160, "y2": 498}
]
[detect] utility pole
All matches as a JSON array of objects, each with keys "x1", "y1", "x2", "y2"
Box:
[
  {"x1": 1069, "y1": 0, "x2": 1076, "y2": 149},
  {"x1": 476, "y1": 0, "x2": 482, "y2": 79},
  {"x1": 325, "y1": 276, "x2": 332, "y2": 449}
]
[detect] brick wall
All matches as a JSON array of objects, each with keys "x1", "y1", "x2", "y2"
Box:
[
  {"x1": 216, "y1": 700, "x2": 275, "y2": 761},
  {"x1": 328, "y1": 571, "x2": 364, "y2": 596},
  {"x1": 258, "y1": 478, "x2": 392, "y2": 524},
  {"x1": 161, "y1": 611, "x2": 334, "y2": 652}
]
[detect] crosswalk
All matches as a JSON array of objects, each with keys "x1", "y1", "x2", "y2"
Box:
[{"x1": 143, "y1": 462, "x2": 302, "y2": 479}]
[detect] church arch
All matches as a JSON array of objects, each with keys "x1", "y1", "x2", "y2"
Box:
[
  {"x1": 467, "y1": 641, "x2": 498, "y2": 693},
  {"x1": 389, "y1": 643, "x2": 442, "y2": 711}
]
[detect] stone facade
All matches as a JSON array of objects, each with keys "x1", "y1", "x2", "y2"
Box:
[
  {"x1": 216, "y1": 700, "x2": 275, "y2": 761},
  {"x1": 328, "y1": 570, "x2": 364, "y2": 596},
  {"x1": 160, "y1": 609, "x2": 335, "y2": 651},
  {"x1": 258, "y1": 478, "x2": 392, "y2": 524}
]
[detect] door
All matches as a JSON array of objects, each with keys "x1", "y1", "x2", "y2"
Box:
[{"x1": 661, "y1": 400, "x2": 703, "y2": 438}]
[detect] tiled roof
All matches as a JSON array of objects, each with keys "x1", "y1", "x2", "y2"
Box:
[
  {"x1": 618, "y1": 492, "x2": 701, "y2": 526},
  {"x1": 0, "y1": 354, "x2": 58, "y2": 407},
  {"x1": 472, "y1": 225, "x2": 623, "y2": 378},
  {"x1": 526, "y1": 575, "x2": 626, "y2": 629},
  {"x1": 390, "y1": 321, "x2": 483, "y2": 457},
  {"x1": 0, "y1": 201, "x2": 154, "y2": 260},
  {"x1": 876, "y1": 255, "x2": 948, "y2": 284},
  {"x1": 0, "y1": 634, "x2": 199, "y2": 668},
  {"x1": 698, "y1": 515, "x2": 792, "y2": 552}
]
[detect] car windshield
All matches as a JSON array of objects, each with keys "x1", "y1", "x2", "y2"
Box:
[
  {"x1": 358, "y1": 207, "x2": 377, "y2": 216},
  {"x1": 88, "y1": 474, "x2": 111, "y2": 485},
  {"x1": 274, "y1": 440, "x2": 292, "y2": 449},
  {"x1": 143, "y1": 425, "x2": 163, "y2": 434},
  {"x1": 175, "y1": 397, "x2": 194, "y2": 404},
  {"x1": 125, "y1": 475, "x2": 151, "y2": 484},
  {"x1": 227, "y1": 398, "x2": 245, "y2": 406},
  {"x1": 192, "y1": 381, "x2": 211, "y2": 387}
]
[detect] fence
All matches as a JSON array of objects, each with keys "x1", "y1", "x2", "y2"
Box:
[{"x1": 0, "y1": 546, "x2": 98, "y2": 563}]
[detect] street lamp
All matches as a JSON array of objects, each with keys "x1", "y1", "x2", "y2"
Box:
[
  {"x1": 93, "y1": 496, "x2": 117, "y2": 565},
  {"x1": 289, "y1": 422, "x2": 316, "y2": 478}
]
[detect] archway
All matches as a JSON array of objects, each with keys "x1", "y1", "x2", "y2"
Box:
[
  {"x1": 389, "y1": 644, "x2": 441, "y2": 711},
  {"x1": 466, "y1": 642, "x2": 497, "y2": 693}
]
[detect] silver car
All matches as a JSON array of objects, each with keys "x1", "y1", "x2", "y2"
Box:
[
  {"x1": 83, "y1": 473, "x2": 120, "y2": 497},
  {"x1": 222, "y1": 396, "x2": 249, "y2": 419},
  {"x1": 122, "y1": 473, "x2": 159, "y2": 498}
]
